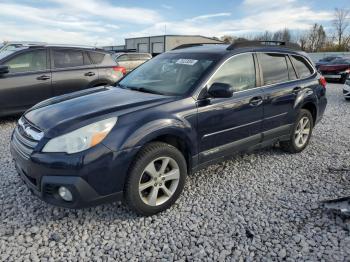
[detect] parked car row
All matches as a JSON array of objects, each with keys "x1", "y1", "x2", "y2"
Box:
[
  {"x1": 0, "y1": 44, "x2": 152, "y2": 117},
  {"x1": 316, "y1": 56, "x2": 350, "y2": 84}
]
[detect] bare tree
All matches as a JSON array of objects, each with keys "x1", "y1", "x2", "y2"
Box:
[
  {"x1": 333, "y1": 8, "x2": 350, "y2": 47},
  {"x1": 273, "y1": 28, "x2": 291, "y2": 42},
  {"x1": 307, "y1": 24, "x2": 326, "y2": 52},
  {"x1": 220, "y1": 35, "x2": 235, "y2": 44}
]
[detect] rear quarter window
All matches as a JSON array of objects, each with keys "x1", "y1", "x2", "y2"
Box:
[
  {"x1": 291, "y1": 55, "x2": 313, "y2": 78},
  {"x1": 88, "y1": 52, "x2": 105, "y2": 64}
]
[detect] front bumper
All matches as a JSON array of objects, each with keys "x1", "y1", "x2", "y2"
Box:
[{"x1": 11, "y1": 135, "x2": 140, "y2": 208}]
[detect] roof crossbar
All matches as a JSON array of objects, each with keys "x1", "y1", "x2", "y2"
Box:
[{"x1": 227, "y1": 40, "x2": 301, "y2": 51}]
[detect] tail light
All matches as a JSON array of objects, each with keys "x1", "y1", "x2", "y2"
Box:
[
  {"x1": 113, "y1": 66, "x2": 126, "y2": 75},
  {"x1": 345, "y1": 69, "x2": 350, "y2": 74},
  {"x1": 319, "y1": 76, "x2": 327, "y2": 88}
]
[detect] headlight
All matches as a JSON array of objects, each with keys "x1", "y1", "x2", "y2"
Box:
[{"x1": 42, "y1": 117, "x2": 117, "y2": 154}]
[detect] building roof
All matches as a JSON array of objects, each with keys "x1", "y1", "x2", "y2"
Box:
[{"x1": 125, "y1": 35, "x2": 223, "y2": 42}]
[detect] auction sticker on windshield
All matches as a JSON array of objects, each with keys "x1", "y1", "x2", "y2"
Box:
[{"x1": 176, "y1": 59, "x2": 198, "y2": 66}]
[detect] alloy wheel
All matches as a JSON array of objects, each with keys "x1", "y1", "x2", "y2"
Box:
[
  {"x1": 138, "y1": 157, "x2": 180, "y2": 206},
  {"x1": 294, "y1": 116, "x2": 311, "y2": 148}
]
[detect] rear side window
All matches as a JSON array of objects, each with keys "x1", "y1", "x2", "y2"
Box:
[
  {"x1": 4, "y1": 49, "x2": 47, "y2": 73},
  {"x1": 259, "y1": 53, "x2": 289, "y2": 85},
  {"x1": 291, "y1": 56, "x2": 313, "y2": 78},
  {"x1": 208, "y1": 53, "x2": 256, "y2": 92},
  {"x1": 53, "y1": 49, "x2": 86, "y2": 68},
  {"x1": 88, "y1": 52, "x2": 105, "y2": 64}
]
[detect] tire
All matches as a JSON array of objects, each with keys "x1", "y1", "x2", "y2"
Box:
[
  {"x1": 124, "y1": 142, "x2": 187, "y2": 216},
  {"x1": 346, "y1": 98, "x2": 350, "y2": 101},
  {"x1": 280, "y1": 109, "x2": 314, "y2": 153}
]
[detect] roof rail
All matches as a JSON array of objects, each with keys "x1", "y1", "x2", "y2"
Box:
[
  {"x1": 227, "y1": 40, "x2": 301, "y2": 51},
  {"x1": 172, "y1": 43, "x2": 222, "y2": 50}
]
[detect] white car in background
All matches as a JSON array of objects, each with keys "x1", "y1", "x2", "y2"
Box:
[{"x1": 344, "y1": 77, "x2": 350, "y2": 100}]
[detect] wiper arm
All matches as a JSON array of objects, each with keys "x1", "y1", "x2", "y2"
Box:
[{"x1": 128, "y1": 87, "x2": 164, "y2": 95}]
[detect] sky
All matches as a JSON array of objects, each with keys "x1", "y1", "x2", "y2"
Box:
[{"x1": 0, "y1": 0, "x2": 348, "y2": 46}]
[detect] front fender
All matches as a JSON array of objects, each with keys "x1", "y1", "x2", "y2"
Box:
[{"x1": 121, "y1": 118, "x2": 197, "y2": 155}]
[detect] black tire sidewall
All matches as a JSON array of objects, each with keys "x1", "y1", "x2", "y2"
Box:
[{"x1": 125, "y1": 142, "x2": 187, "y2": 216}]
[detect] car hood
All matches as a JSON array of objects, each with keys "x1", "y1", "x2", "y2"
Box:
[{"x1": 25, "y1": 86, "x2": 174, "y2": 136}]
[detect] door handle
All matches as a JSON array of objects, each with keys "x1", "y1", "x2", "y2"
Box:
[
  {"x1": 293, "y1": 87, "x2": 302, "y2": 94},
  {"x1": 37, "y1": 75, "x2": 50, "y2": 80},
  {"x1": 84, "y1": 72, "x2": 95, "y2": 77},
  {"x1": 249, "y1": 96, "x2": 263, "y2": 106}
]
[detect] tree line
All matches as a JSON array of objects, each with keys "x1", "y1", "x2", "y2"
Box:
[{"x1": 216, "y1": 8, "x2": 350, "y2": 52}]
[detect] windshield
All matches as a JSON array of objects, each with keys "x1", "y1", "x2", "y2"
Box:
[
  {"x1": 118, "y1": 53, "x2": 216, "y2": 95},
  {"x1": 0, "y1": 50, "x2": 16, "y2": 60}
]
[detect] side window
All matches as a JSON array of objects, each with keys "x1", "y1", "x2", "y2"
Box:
[
  {"x1": 286, "y1": 56, "x2": 297, "y2": 80},
  {"x1": 88, "y1": 52, "x2": 105, "y2": 64},
  {"x1": 208, "y1": 53, "x2": 256, "y2": 92},
  {"x1": 4, "y1": 50, "x2": 47, "y2": 73},
  {"x1": 53, "y1": 49, "x2": 84, "y2": 68},
  {"x1": 259, "y1": 53, "x2": 289, "y2": 85},
  {"x1": 291, "y1": 56, "x2": 313, "y2": 78}
]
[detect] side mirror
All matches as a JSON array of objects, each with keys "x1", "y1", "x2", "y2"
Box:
[
  {"x1": 208, "y1": 82, "x2": 233, "y2": 98},
  {"x1": 0, "y1": 65, "x2": 9, "y2": 75}
]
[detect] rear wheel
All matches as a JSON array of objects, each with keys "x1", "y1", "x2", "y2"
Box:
[
  {"x1": 124, "y1": 142, "x2": 187, "y2": 216},
  {"x1": 280, "y1": 109, "x2": 313, "y2": 153}
]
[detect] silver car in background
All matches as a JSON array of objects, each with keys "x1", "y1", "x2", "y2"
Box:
[{"x1": 112, "y1": 53, "x2": 152, "y2": 73}]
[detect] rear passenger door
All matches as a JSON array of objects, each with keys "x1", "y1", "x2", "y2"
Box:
[
  {"x1": 51, "y1": 48, "x2": 99, "y2": 96},
  {"x1": 257, "y1": 53, "x2": 300, "y2": 141}
]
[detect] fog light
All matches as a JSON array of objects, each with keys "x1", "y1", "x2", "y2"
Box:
[{"x1": 58, "y1": 186, "x2": 73, "y2": 202}]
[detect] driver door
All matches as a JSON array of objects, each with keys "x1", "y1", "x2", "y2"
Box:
[{"x1": 196, "y1": 53, "x2": 264, "y2": 163}]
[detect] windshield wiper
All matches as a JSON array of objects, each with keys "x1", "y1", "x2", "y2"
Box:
[{"x1": 128, "y1": 87, "x2": 164, "y2": 95}]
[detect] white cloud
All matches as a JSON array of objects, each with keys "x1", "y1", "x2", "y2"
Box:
[
  {"x1": 161, "y1": 4, "x2": 173, "y2": 10},
  {"x1": 129, "y1": 0, "x2": 333, "y2": 38},
  {"x1": 188, "y1": 13, "x2": 232, "y2": 22},
  {"x1": 48, "y1": 0, "x2": 161, "y2": 24},
  {"x1": 0, "y1": 0, "x2": 335, "y2": 46},
  {"x1": 0, "y1": 0, "x2": 161, "y2": 45}
]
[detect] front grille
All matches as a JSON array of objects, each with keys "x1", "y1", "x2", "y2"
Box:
[{"x1": 12, "y1": 118, "x2": 43, "y2": 159}]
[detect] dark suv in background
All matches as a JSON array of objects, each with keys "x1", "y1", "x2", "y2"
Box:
[
  {"x1": 0, "y1": 45, "x2": 125, "y2": 117},
  {"x1": 11, "y1": 41, "x2": 327, "y2": 216}
]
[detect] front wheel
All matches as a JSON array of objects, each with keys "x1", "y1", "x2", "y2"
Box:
[
  {"x1": 124, "y1": 142, "x2": 187, "y2": 216},
  {"x1": 280, "y1": 109, "x2": 314, "y2": 153}
]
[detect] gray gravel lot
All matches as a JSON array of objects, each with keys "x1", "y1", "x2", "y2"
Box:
[{"x1": 0, "y1": 84, "x2": 349, "y2": 261}]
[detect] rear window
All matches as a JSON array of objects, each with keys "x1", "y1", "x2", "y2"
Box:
[
  {"x1": 259, "y1": 53, "x2": 289, "y2": 85},
  {"x1": 88, "y1": 52, "x2": 105, "y2": 64},
  {"x1": 291, "y1": 56, "x2": 313, "y2": 78},
  {"x1": 53, "y1": 49, "x2": 88, "y2": 68}
]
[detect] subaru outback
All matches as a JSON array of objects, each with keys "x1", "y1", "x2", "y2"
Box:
[{"x1": 11, "y1": 41, "x2": 327, "y2": 216}]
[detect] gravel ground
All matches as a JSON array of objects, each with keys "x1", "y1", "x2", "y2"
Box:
[{"x1": 0, "y1": 84, "x2": 349, "y2": 261}]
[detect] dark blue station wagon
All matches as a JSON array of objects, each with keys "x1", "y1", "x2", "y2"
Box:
[{"x1": 11, "y1": 41, "x2": 327, "y2": 216}]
